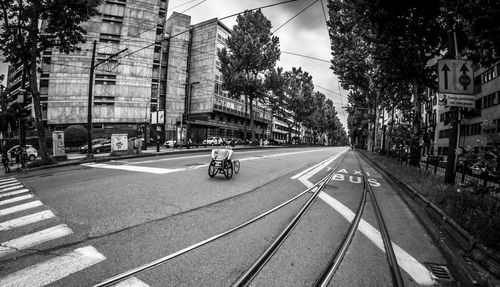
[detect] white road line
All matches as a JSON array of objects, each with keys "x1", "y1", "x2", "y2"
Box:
[
  {"x1": 0, "y1": 185, "x2": 23, "y2": 192},
  {"x1": 0, "y1": 224, "x2": 73, "y2": 258},
  {"x1": 0, "y1": 177, "x2": 16, "y2": 182},
  {"x1": 0, "y1": 201, "x2": 43, "y2": 217},
  {"x1": 0, "y1": 210, "x2": 56, "y2": 231},
  {"x1": 0, "y1": 189, "x2": 30, "y2": 199},
  {"x1": 112, "y1": 277, "x2": 151, "y2": 287},
  {"x1": 0, "y1": 180, "x2": 19, "y2": 187},
  {"x1": 84, "y1": 148, "x2": 334, "y2": 174},
  {"x1": 82, "y1": 163, "x2": 185, "y2": 174},
  {"x1": 319, "y1": 192, "x2": 436, "y2": 285},
  {"x1": 0, "y1": 194, "x2": 34, "y2": 206},
  {"x1": 0, "y1": 246, "x2": 106, "y2": 287}
]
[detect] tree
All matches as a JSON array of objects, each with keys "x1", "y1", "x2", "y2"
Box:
[
  {"x1": 285, "y1": 67, "x2": 314, "y2": 144},
  {"x1": 218, "y1": 9, "x2": 280, "y2": 141},
  {"x1": 0, "y1": 0, "x2": 102, "y2": 163}
]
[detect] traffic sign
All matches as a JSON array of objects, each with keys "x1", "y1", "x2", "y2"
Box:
[
  {"x1": 438, "y1": 59, "x2": 474, "y2": 94},
  {"x1": 437, "y1": 93, "x2": 475, "y2": 108}
]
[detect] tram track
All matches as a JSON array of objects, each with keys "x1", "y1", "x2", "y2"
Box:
[
  {"x1": 93, "y1": 149, "x2": 407, "y2": 287},
  {"x1": 93, "y1": 152, "x2": 346, "y2": 287}
]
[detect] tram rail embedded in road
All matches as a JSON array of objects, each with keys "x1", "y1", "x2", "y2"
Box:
[{"x1": 93, "y1": 152, "x2": 347, "y2": 287}]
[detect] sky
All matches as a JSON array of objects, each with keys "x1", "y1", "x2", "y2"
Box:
[
  {"x1": 167, "y1": 0, "x2": 349, "y2": 129},
  {"x1": 0, "y1": 0, "x2": 349, "y2": 130}
]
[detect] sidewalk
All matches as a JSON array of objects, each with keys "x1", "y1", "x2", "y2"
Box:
[{"x1": 1, "y1": 144, "x2": 280, "y2": 176}]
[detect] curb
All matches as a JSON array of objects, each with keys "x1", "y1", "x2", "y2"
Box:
[{"x1": 358, "y1": 151, "x2": 483, "y2": 287}]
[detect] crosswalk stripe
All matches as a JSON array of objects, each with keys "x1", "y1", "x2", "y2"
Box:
[
  {"x1": 0, "y1": 224, "x2": 73, "y2": 258},
  {"x1": 0, "y1": 177, "x2": 16, "y2": 182},
  {"x1": 0, "y1": 180, "x2": 19, "y2": 187},
  {"x1": 0, "y1": 194, "x2": 34, "y2": 206},
  {"x1": 0, "y1": 200, "x2": 43, "y2": 217},
  {"x1": 0, "y1": 185, "x2": 24, "y2": 192},
  {"x1": 0, "y1": 189, "x2": 30, "y2": 199},
  {"x1": 0, "y1": 210, "x2": 56, "y2": 231},
  {"x1": 0, "y1": 246, "x2": 106, "y2": 287},
  {"x1": 112, "y1": 277, "x2": 151, "y2": 287}
]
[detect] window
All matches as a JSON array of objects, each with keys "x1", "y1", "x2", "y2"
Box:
[
  {"x1": 102, "y1": 14, "x2": 124, "y2": 23},
  {"x1": 482, "y1": 92, "x2": 498, "y2": 108},
  {"x1": 469, "y1": 123, "x2": 481, "y2": 135},
  {"x1": 482, "y1": 67, "x2": 498, "y2": 84},
  {"x1": 99, "y1": 33, "x2": 120, "y2": 44},
  {"x1": 95, "y1": 74, "x2": 116, "y2": 85}
]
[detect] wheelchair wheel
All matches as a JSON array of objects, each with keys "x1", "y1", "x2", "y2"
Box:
[
  {"x1": 223, "y1": 160, "x2": 233, "y2": 179},
  {"x1": 208, "y1": 160, "x2": 217, "y2": 178},
  {"x1": 233, "y1": 160, "x2": 240, "y2": 174}
]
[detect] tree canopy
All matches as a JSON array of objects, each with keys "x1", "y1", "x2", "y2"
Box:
[
  {"x1": 0, "y1": 0, "x2": 102, "y2": 162},
  {"x1": 218, "y1": 9, "x2": 280, "y2": 140}
]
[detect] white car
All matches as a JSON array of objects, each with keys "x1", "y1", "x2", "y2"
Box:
[
  {"x1": 7, "y1": 145, "x2": 38, "y2": 162},
  {"x1": 203, "y1": 137, "x2": 223, "y2": 145}
]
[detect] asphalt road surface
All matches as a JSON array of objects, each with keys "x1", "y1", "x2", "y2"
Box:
[{"x1": 0, "y1": 147, "x2": 450, "y2": 286}]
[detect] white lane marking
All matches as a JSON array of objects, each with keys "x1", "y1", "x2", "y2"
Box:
[
  {"x1": 0, "y1": 194, "x2": 34, "y2": 206},
  {"x1": 84, "y1": 148, "x2": 334, "y2": 174},
  {"x1": 0, "y1": 177, "x2": 16, "y2": 182},
  {"x1": 0, "y1": 246, "x2": 106, "y2": 287},
  {"x1": 0, "y1": 224, "x2": 73, "y2": 258},
  {"x1": 0, "y1": 180, "x2": 19, "y2": 187},
  {"x1": 0, "y1": 185, "x2": 24, "y2": 192},
  {"x1": 0, "y1": 201, "x2": 43, "y2": 217},
  {"x1": 82, "y1": 163, "x2": 185, "y2": 174},
  {"x1": 0, "y1": 210, "x2": 56, "y2": 231},
  {"x1": 0, "y1": 189, "x2": 30, "y2": 199},
  {"x1": 128, "y1": 148, "x2": 327, "y2": 165},
  {"x1": 319, "y1": 192, "x2": 436, "y2": 285},
  {"x1": 112, "y1": 276, "x2": 151, "y2": 286}
]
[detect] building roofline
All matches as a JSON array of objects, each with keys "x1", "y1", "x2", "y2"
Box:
[{"x1": 191, "y1": 17, "x2": 232, "y2": 34}]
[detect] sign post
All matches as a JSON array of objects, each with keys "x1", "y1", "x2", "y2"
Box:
[{"x1": 438, "y1": 59, "x2": 474, "y2": 184}]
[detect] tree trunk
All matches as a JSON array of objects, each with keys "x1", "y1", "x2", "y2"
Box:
[
  {"x1": 287, "y1": 123, "x2": 292, "y2": 144},
  {"x1": 244, "y1": 95, "x2": 248, "y2": 140},
  {"x1": 409, "y1": 79, "x2": 421, "y2": 166},
  {"x1": 28, "y1": 11, "x2": 50, "y2": 163},
  {"x1": 249, "y1": 98, "x2": 255, "y2": 140}
]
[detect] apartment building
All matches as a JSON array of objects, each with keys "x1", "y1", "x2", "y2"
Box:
[
  {"x1": 164, "y1": 14, "x2": 271, "y2": 143},
  {"x1": 6, "y1": 5, "x2": 274, "y2": 144},
  {"x1": 6, "y1": 0, "x2": 168, "y2": 139}
]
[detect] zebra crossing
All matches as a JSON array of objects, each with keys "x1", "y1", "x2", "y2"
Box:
[{"x1": 0, "y1": 177, "x2": 150, "y2": 286}]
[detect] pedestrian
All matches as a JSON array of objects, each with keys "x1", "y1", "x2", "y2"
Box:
[{"x1": 2, "y1": 152, "x2": 11, "y2": 173}]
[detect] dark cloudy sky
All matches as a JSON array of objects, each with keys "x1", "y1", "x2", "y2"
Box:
[{"x1": 167, "y1": 0, "x2": 348, "y2": 129}]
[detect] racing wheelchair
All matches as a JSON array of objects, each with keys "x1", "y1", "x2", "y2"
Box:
[{"x1": 208, "y1": 146, "x2": 240, "y2": 179}]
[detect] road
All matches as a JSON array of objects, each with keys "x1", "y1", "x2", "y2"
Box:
[{"x1": 0, "y1": 147, "x2": 451, "y2": 286}]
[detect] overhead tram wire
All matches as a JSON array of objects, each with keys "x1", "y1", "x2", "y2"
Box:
[
  {"x1": 108, "y1": 0, "x2": 300, "y2": 63},
  {"x1": 272, "y1": 0, "x2": 320, "y2": 34}
]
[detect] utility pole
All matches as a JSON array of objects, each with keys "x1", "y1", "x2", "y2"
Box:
[
  {"x1": 86, "y1": 40, "x2": 127, "y2": 159},
  {"x1": 444, "y1": 11, "x2": 460, "y2": 184},
  {"x1": 186, "y1": 81, "x2": 200, "y2": 148}
]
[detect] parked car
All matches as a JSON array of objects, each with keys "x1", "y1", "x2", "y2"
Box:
[
  {"x1": 268, "y1": 138, "x2": 282, "y2": 145},
  {"x1": 164, "y1": 139, "x2": 179, "y2": 148},
  {"x1": 79, "y1": 138, "x2": 111, "y2": 154},
  {"x1": 7, "y1": 145, "x2": 38, "y2": 162},
  {"x1": 228, "y1": 138, "x2": 243, "y2": 146},
  {"x1": 203, "y1": 137, "x2": 223, "y2": 145}
]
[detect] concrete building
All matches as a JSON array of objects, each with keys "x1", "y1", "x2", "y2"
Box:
[
  {"x1": 163, "y1": 14, "x2": 272, "y2": 143},
  {"x1": 6, "y1": 5, "x2": 275, "y2": 145},
  {"x1": 8, "y1": 0, "x2": 169, "y2": 138}
]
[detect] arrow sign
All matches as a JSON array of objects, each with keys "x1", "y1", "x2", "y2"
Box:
[
  {"x1": 459, "y1": 64, "x2": 471, "y2": 90},
  {"x1": 438, "y1": 59, "x2": 474, "y2": 94},
  {"x1": 441, "y1": 64, "x2": 450, "y2": 89}
]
